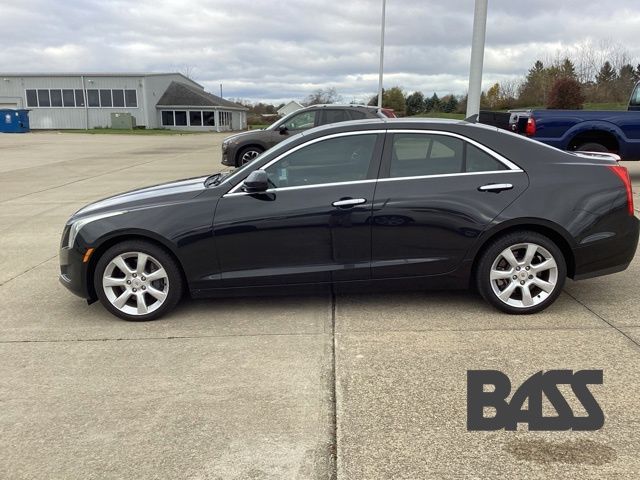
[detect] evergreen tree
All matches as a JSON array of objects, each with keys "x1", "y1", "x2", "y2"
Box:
[
  {"x1": 405, "y1": 91, "x2": 425, "y2": 116},
  {"x1": 596, "y1": 61, "x2": 617, "y2": 84}
]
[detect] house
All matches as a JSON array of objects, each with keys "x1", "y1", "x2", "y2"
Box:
[{"x1": 277, "y1": 100, "x2": 304, "y2": 117}]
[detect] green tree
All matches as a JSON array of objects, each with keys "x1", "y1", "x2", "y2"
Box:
[
  {"x1": 596, "y1": 61, "x2": 617, "y2": 84},
  {"x1": 485, "y1": 83, "x2": 501, "y2": 109},
  {"x1": 441, "y1": 95, "x2": 459, "y2": 113},
  {"x1": 405, "y1": 91, "x2": 425, "y2": 116},
  {"x1": 617, "y1": 64, "x2": 637, "y2": 101},
  {"x1": 561, "y1": 58, "x2": 577, "y2": 79},
  {"x1": 383, "y1": 87, "x2": 406, "y2": 116},
  {"x1": 424, "y1": 93, "x2": 441, "y2": 112}
]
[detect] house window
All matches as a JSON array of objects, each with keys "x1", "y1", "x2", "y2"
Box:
[
  {"x1": 37, "y1": 89, "x2": 51, "y2": 107},
  {"x1": 189, "y1": 111, "x2": 202, "y2": 126},
  {"x1": 62, "y1": 89, "x2": 75, "y2": 107},
  {"x1": 202, "y1": 111, "x2": 216, "y2": 126},
  {"x1": 26, "y1": 90, "x2": 38, "y2": 107},
  {"x1": 125, "y1": 90, "x2": 137, "y2": 107},
  {"x1": 75, "y1": 89, "x2": 85, "y2": 107},
  {"x1": 99, "y1": 89, "x2": 112, "y2": 107},
  {"x1": 87, "y1": 89, "x2": 100, "y2": 107},
  {"x1": 161, "y1": 111, "x2": 174, "y2": 126},
  {"x1": 219, "y1": 111, "x2": 232, "y2": 127},
  {"x1": 50, "y1": 89, "x2": 63, "y2": 107},
  {"x1": 174, "y1": 111, "x2": 187, "y2": 126},
  {"x1": 112, "y1": 90, "x2": 125, "y2": 108}
]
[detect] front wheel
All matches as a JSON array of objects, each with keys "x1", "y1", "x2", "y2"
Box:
[
  {"x1": 476, "y1": 231, "x2": 566, "y2": 314},
  {"x1": 237, "y1": 146, "x2": 263, "y2": 166},
  {"x1": 94, "y1": 240, "x2": 183, "y2": 321}
]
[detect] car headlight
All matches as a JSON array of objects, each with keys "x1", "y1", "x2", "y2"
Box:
[{"x1": 67, "y1": 210, "x2": 127, "y2": 248}]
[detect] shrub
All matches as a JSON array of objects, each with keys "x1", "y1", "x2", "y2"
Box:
[{"x1": 546, "y1": 77, "x2": 585, "y2": 109}]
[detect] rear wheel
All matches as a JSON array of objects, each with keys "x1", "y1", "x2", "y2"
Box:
[
  {"x1": 476, "y1": 231, "x2": 566, "y2": 314},
  {"x1": 94, "y1": 240, "x2": 183, "y2": 321},
  {"x1": 576, "y1": 142, "x2": 608, "y2": 153}
]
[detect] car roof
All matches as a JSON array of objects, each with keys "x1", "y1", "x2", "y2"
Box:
[{"x1": 299, "y1": 117, "x2": 482, "y2": 136}]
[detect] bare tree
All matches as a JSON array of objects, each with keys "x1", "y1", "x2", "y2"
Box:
[{"x1": 304, "y1": 87, "x2": 342, "y2": 106}]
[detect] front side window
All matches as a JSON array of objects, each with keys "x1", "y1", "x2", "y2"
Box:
[
  {"x1": 264, "y1": 134, "x2": 378, "y2": 189},
  {"x1": 284, "y1": 111, "x2": 316, "y2": 131},
  {"x1": 389, "y1": 133, "x2": 507, "y2": 178}
]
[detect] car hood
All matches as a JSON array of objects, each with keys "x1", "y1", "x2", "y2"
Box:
[
  {"x1": 73, "y1": 175, "x2": 209, "y2": 218},
  {"x1": 223, "y1": 129, "x2": 269, "y2": 143}
]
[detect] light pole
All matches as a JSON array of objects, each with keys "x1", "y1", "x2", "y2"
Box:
[
  {"x1": 377, "y1": 0, "x2": 387, "y2": 108},
  {"x1": 466, "y1": 0, "x2": 488, "y2": 119}
]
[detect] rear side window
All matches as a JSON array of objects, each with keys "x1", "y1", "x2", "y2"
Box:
[
  {"x1": 389, "y1": 133, "x2": 506, "y2": 178},
  {"x1": 466, "y1": 144, "x2": 507, "y2": 172},
  {"x1": 323, "y1": 109, "x2": 349, "y2": 124},
  {"x1": 349, "y1": 110, "x2": 367, "y2": 120}
]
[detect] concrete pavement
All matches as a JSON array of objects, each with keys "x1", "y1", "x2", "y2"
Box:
[{"x1": 1, "y1": 131, "x2": 640, "y2": 479}]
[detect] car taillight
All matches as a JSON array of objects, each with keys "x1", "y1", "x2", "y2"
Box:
[
  {"x1": 525, "y1": 116, "x2": 536, "y2": 136},
  {"x1": 608, "y1": 165, "x2": 634, "y2": 215}
]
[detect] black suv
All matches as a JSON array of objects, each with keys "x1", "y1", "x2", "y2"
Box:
[{"x1": 221, "y1": 104, "x2": 395, "y2": 166}]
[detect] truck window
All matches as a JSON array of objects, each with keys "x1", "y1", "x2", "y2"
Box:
[{"x1": 631, "y1": 83, "x2": 640, "y2": 107}]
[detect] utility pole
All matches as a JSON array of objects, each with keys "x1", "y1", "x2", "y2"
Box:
[
  {"x1": 466, "y1": 0, "x2": 488, "y2": 119},
  {"x1": 220, "y1": 83, "x2": 223, "y2": 98},
  {"x1": 377, "y1": 0, "x2": 387, "y2": 108}
]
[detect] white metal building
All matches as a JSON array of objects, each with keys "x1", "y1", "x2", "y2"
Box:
[
  {"x1": 277, "y1": 100, "x2": 304, "y2": 117},
  {"x1": 0, "y1": 73, "x2": 248, "y2": 131}
]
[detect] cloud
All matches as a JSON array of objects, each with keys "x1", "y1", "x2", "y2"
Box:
[{"x1": 0, "y1": 0, "x2": 639, "y2": 103}]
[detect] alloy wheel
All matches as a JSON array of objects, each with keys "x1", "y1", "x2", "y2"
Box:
[
  {"x1": 489, "y1": 242, "x2": 558, "y2": 309},
  {"x1": 240, "y1": 149, "x2": 260, "y2": 164},
  {"x1": 102, "y1": 251, "x2": 169, "y2": 316}
]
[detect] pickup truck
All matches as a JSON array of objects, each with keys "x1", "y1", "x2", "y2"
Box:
[{"x1": 509, "y1": 81, "x2": 640, "y2": 160}]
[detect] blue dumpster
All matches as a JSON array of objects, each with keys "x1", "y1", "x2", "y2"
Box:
[{"x1": 0, "y1": 109, "x2": 30, "y2": 133}]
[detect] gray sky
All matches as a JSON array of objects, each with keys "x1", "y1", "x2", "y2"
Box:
[{"x1": 1, "y1": 0, "x2": 639, "y2": 104}]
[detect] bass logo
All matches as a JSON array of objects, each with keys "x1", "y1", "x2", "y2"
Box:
[{"x1": 467, "y1": 370, "x2": 604, "y2": 431}]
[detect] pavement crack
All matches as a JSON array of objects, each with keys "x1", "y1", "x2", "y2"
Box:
[
  {"x1": 0, "y1": 255, "x2": 57, "y2": 287},
  {"x1": 564, "y1": 289, "x2": 640, "y2": 349}
]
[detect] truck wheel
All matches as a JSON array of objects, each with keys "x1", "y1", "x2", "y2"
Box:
[{"x1": 576, "y1": 142, "x2": 608, "y2": 153}]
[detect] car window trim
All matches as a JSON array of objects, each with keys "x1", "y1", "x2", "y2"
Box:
[
  {"x1": 381, "y1": 129, "x2": 522, "y2": 177},
  {"x1": 224, "y1": 130, "x2": 386, "y2": 196}
]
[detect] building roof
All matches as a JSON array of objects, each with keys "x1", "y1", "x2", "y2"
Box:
[
  {"x1": 0, "y1": 72, "x2": 202, "y2": 86},
  {"x1": 277, "y1": 100, "x2": 304, "y2": 113},
  {"x1": 156, "y1": 81, "x2": 248, "y2": 110}
]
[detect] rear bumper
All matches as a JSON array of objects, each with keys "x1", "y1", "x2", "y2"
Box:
[{"x1": 572, "y1": 216, "x2": 639, "y2": 280}]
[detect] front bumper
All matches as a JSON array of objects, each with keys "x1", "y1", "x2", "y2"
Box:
[
  {"x1": 221, "y1": 143, "x2": 235, "y2": 166},
  {"x1": 59, "y1": 246, "x2": 91, "y2": 299}
]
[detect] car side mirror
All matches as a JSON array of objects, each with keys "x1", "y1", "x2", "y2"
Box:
[
  {"x1": 278, "y1": 125, "x2": 288, "y2": 135},
  {"x1": 243, "y1": 170, "x2": 269, "y2": 192}
]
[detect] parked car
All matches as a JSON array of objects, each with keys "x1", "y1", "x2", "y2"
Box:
[
  {"x1": 506, "y1": 81, "x2": 640, "y2": 160},
  {"x1": 221, "y1": 104, "x2": 396, "y2": 166},
  {"x1": 60, "y1": 118, "x2": 639, "y2": 321}
]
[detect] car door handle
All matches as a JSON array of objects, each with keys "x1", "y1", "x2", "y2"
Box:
[
  {"x1": 478, "y1": 183, "x2": 513, "y2": 192},
  {"x1": 332, "y1": 198, "x2": 366, "y2": 208}
]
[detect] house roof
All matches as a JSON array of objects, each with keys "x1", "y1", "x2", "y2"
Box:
[{"x1": 156, "y1": 82, "x2": 247, "y2": 110}]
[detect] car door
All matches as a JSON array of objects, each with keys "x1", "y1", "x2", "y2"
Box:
[
  {"x1": 213, "y1": 131, "x2": 385, "y2": 287},
  {"x1": 371, "y1": 130, "x2": 529, "y2": 279}
]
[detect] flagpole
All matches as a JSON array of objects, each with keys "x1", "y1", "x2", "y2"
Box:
[
  {"x1": 466, "y1": 0, "x2": 488, "y2": 118},
  {"x1": 377, "y1": 0, "x2": 387, "y2": 108}
]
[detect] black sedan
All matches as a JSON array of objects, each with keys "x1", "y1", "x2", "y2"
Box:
[{"x1": 59, "y1": 119, "x2": 639, "y2": 320}]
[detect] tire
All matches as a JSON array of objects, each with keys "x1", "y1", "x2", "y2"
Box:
[
  {"x1": 476, "y1": 231, "x2": 566, "y2": 315},
  {"x1": 237, "y1": 146, "x2": 264, "y2": 166},
  {"x1": 94, "y1": 240, "x2": 183, "y2": 321},
  {"x1": 576, "y1": 142, "x2": 608, "y2": 153}
]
